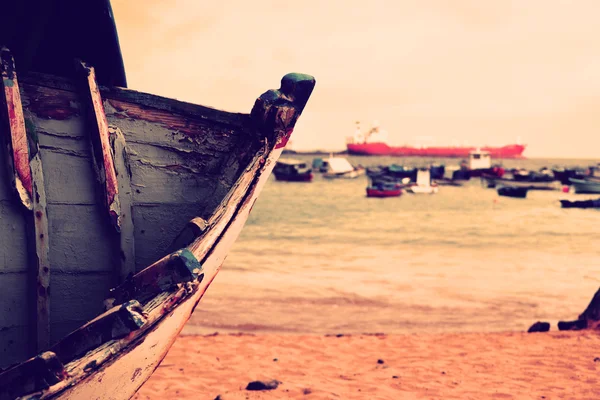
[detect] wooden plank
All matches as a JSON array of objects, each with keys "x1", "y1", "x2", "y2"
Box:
[
  {"x1": 0, "y1": 47, "x2": 32, "y2": 209},
  {"x1": 0, "y1": 199, "x2": 29, "y2": 273},
  {"x1": 47, "y1": 204, "x2": 116, "y2": 274},
  {"x1": 39, "y1": 149, "x2": 97, "y2": 205},
  {"x1": 49, "y1": 273, "x2": 114, "y2": 344},
  {"x1": 0, "y1": 350, "x2": 66, "y2": 400},
  {"x1": 50, "y1": 300, "x2": 146, "y2": 365},
  {"x1": 109, "y1": 249, "x2": 202, "y2": 306},
  {"x1": 29, "y1": 128, "x2": 50, "y2": 353},
  {"x1": 0, "y1": 325, "x2": 33, "y2": 371},
  {"x1": 0, "y1": 48, "x2": 50, "y2": 352},
  {"x1": 75, "y1": 61, "x2": 121, "y2": 230},
  {"x1": 20, "y1": 71, "x2": 251, "y2": 129},
  {"x1": 132, "y1": 203, "x2": 215, "y2": 271},
  {"x1": 108, "y1": 126, "x2": 136, "y2": 282}
]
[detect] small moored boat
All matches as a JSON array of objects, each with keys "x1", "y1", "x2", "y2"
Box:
[
  {"x1": 406, "y1": 169, "x2": 439, "y2": 194},
  {"x1": 450, "y1": 149, "x2": 505, "y2": 181},
  {"x1": 560, "y1": 198, "x2": 600, "y2": 209},
  {"x1": 482, "y1": 175, "x2": 560, "y2": 191},
  {"x1": 273, "y1": 159, "x2": 313, "y2": 182},
  {"x1": 497, "y1": 186, "x2": 528, "y2": 198},
  {"x1": 322, "y1": 156, "x2": 364, "y2": 179},
  {"x1": 568, "y1": 178, "x2": 600, "y2": 194},
  {"x1": 366, "y1": 182, "x2": 403, "y2": 198}
]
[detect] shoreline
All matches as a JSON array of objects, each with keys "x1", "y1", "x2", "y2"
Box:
[{"x1": 134, "y1": 330, "x2": 600, "y2": 400}]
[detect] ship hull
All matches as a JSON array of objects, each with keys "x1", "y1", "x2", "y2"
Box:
[{"x1": 347, "y1": 143, "x2": 526, "y2": 159}]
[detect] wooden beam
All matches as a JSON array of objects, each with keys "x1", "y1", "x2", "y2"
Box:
[
  {"x1": 75, "y1": 60, "x2": 121, "y2": 231},
  {"x1": 0, "y1": 47, "x2": 33, "y2": 210},
  {"x1": 0, "y1": 48, "x2": 50, "y2": 352},
  {"x1": 108, "y1": 125, "x2": 135, "y2": 282},
  {"x1": 30, "y1": 151, "x2": 50, "y2": 353}
]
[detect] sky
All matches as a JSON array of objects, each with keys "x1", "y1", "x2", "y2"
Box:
[{"x1": 111, "y1": 0, "x2": 600, "y2": 159}]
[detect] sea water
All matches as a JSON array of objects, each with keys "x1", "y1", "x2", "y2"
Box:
[{"x1": 186, "y1": 156, "x2": 600, "y2": 334}]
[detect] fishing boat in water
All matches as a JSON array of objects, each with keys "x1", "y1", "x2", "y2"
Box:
[
  {"x1": 366, "y1": 164, "x2": 416, "y2": 183},
  {"x1": 482, "y1": 175, "x2": 560, "y2": 191},
  {"x1": 560, "y1": 198, "x2": 600, "y2": 209},
  {"x1": 273, "y1": 159, "x2": 313, "y2": 182},
  {"x1": 366, "y1": 182, "x2": 403, "y2": 198},
  {"x1": 449, "y1": 149, "x2": 505, "y2": 181},
  {"x1": 321, "y1": 156, "x2": 364, "y2": 179},
  {"x1": 406, "y1": 169, "x2": 439, "y2": 194},
  {"x1": 497, "y1": 186, "x2": 528, "y2": 199},
  {"x1": 568, "y1": 178, "x2": 600, "y2": 194},
  {"x1": 0, "y1": 2, "x2": 315, "y2": 399}
]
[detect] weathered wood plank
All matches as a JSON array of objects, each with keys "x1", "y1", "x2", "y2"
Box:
[
  {"x1": 47, "y1": 204, "x2": 116, "y2": 274},
  {"x1": 0, "y1": 48, "x2": 50, "y2": 352},
  {"x1": 39, "y1": 149, "x2": 96, "y2": 205},
  {"x1": 109, "y1": 249, "x2": 202, "y2": 306},
  {"x1": 109, "y1": 126, "x2": 136, "y2": 282},
  {"x1": 0, "y1": 197, "x2": 28, "y2": 273},
  {"x1": 128, "y1": 160, "x2": 218, "y2": 205},
  {"x1": 0, "y1": 273, "x2": 30, "y2": 330},
  {"x1": 76, "y1": 61, "x2": 120, "y2": 230},
  {"x1": 49, "y1": 273, "x2": 114, "y2": 345},
  {"x1": 0, "y1": 47, "x2": 32, "y2": 209},
  {"x1": 20, "y1": 71, "x2": 251, "y2": 129},
  {"x1": 0, "y1": 350, "x2": 66, "y2": 400},
  {"x1": 132, "y1": 203, "x2": 216, "y2": 271},
  {"x1": 29, "y1": 152, "x2": 50, "y2": 352},
  {"x1": 50, "y1": 300, "x2": 146, "y2": 365},
  {"x1": 0, "y1": 325, "x2": 33, "y2": 370}
]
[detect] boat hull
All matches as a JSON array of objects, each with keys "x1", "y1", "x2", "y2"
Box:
[
  {"x1": 323, "y1": 169, "x2": 362, "y2": 179},
  {"x1": 569, "y1": 179, "x2": 600, "y2": 194},
  {"x1": 0, "y1": 67, "x2": 316, "y2": 399},
  {"x1": 560, "y1": 199, "x2": 600, "y2": 209},
  {"x1": 273, "y1": 172, "x2": 313, "y2": 182},
  {"x1": 483, "y1": 176, "x2": 560, "y2": 190},
  {"x1": 497, "y1": 186, "x2": 528, "y2": 198},
  {"x1": 347, "y1": 143, "x2": 526, "y2": 159},
  {"x1": 366, "y1": 187, "x2": 402, "y2": 197},
  {"x1": 406, "y1": 184, "x2": 439, "y2": 194},
  {"x1": 49, "y1": 145, "x2": 282, "y2": 400}
]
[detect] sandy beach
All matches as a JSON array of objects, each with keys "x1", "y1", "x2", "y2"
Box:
[{"x1": 133, "y1": 330, "x2": 600, "y2": 400}]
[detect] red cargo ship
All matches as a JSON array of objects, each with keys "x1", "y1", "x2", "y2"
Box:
[{"x1": 347, "y1": 122, "x2": 526, "y2": 159}]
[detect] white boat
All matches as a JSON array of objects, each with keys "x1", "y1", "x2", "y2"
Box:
[
  {"x1": 406, "y1": 169, "x2": 439, "y2": 194},
  {"x1": 569, "y1": 178, "x2": 600, "y2": 194},
  {"x1": 322, "y1": 156, "x2": 365, "y2": 179}
]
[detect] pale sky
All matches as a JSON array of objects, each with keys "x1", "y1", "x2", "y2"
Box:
[{"x1": 111, "y1": 0, "x2": 600, "y2": 158}]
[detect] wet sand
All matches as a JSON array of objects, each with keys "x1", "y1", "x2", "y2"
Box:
[{"x1": 133, "y1": 331, "x2": 600, "y2": 400}]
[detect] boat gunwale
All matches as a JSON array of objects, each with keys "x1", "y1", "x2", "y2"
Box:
[{"x1": 19, "y1": 71, "x2": 252, "y2": 130}]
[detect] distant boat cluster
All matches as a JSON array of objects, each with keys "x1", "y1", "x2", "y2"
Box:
[{"x1": 274, "y1": 149, "x2": 600, "y2": 209}]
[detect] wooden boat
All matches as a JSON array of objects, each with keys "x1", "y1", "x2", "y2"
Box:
[
  {"x1": 366, "y1": 165, "x2": 417, "y2": 183},
  {"x1": 497, "y1": 186, "x2": 528, "y2": 198},
  {"x1": 366, "y1": 183, "x2": 403, "y2": 198},
  {"x1": 273, "y1": 159, "x2": 313, "y2": 182},
  {"x1": 322, "y1": 156, "x2": 364, "y2": 179},
  {"x1": 406, "y1": 169, "x2": 439, "y2": 194},
  {"x1": 0, "y1": 2, "x2": 316, "y2": 399},
  {"x1": 568, "y1": 178, "x2": 600, "y2": 194},
  {"x1": 560, "y1": 198, "x2": 600, "y2": 209},
  {"x1": 481, "y1": 175, "x2": 560, "y2": 191},
  {"x1": 450, "y1": 150, "x2": 505, "y2": 181},
  {"x1": 433, "y1": 178, "x2": 463, "y2": 187}
]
